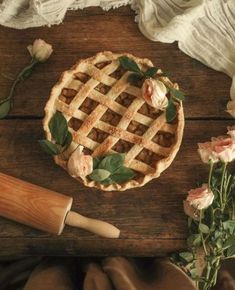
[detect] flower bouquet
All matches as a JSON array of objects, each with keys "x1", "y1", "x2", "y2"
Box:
[{"x1": 173, "y1": 126, "x2": 235, "y2": 290}]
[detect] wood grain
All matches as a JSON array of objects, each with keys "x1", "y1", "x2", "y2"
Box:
[
  {"x1": 0, "y1": 119, "x2": 233, "y2": 256},
  {"x1": 0, "y1": 7, "x2": 233, "y2": 256},
  {"x1": 0, "y1": 9, "x2": 232, "y2": 119}
]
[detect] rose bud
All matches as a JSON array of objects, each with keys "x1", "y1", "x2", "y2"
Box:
[
  {"x1": 142, "y1": 78, "x2": 168, "y2": 110},
  {"x1": 27, "y1": 39, "x2": 53, "y2": 62},
  {"x1": 67, "y1": 145, "x2": 93, "y2": 179},
  {"x1": 186, "y1": 184, "x2": 214, "y2": 210}
]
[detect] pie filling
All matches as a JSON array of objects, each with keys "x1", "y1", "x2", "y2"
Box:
[{"x1": 58, "y1": 59, "x2": 177, "y2": 183}]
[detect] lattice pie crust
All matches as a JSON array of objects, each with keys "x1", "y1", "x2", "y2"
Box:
[{"x1": 43, "y1": 51, "x2": 184, "y2": 191}]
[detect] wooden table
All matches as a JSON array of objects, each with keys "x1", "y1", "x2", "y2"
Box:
[{"x1": 0, "y1": 7, "x2": 232, "y2": 257}]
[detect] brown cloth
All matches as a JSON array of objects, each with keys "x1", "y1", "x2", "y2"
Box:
[{"x1": 0, "y1": 257, "x2": 234, "y2": 290}]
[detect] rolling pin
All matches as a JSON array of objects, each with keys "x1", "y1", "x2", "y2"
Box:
[{"x1": 0, "y1": 172, "x2": 120, "y2": 238}]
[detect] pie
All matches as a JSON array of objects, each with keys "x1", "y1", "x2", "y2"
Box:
[{"x1": 43, "y1": 51, "x2": 184, "y2": 191}]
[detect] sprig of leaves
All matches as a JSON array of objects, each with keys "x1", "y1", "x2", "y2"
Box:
[
  {"x1": 0, "y1": 58, "x2": 40, "y2": 119},
  {"x1": 118, "y1": 56, "x2": 185, "y2": 123},
  {"x1": 172, "y1": 162, "x2": 235, "y2": 290},
  {"x1": 89, "y1": 153, "x2": 135, "y2": 185},
  {"x1": 39, "y1": 111, "x2": 72, "y2": 155}
]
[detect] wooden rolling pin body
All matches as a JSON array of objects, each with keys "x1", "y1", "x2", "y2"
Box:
[
  {"x1": 0, "y1": 173, "x2": 72, "y2": 234},
  {"x1": 0, "y1": 173, "x2": 120, "y2": 238}
]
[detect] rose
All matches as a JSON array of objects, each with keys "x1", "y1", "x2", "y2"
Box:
[
  {"x1": 67, "y1": 145, "x2": 93, "y2": 178},
  {"x1": 142, "y1": 78, "x2": 168, "y2": 110},
  {"x1": 27, "y1": 39, "x2": 53, "y2": 62},
  {"x1": 186, "y1": 184, "x2": 214, "y2": 210},
  {"x1": 212, "y1": 137, "x2": 235, "y2": 163},
  {"x1": 198, "y1": 137, "x2": 235, "y2": 163},
  {"x1": 227, "y1": 126, "x2": 235, "y2": 140}
]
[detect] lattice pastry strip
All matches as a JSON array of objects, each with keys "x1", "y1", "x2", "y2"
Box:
[{"x1": 43, "y1": 51, "x2": 184, "y2": 191}]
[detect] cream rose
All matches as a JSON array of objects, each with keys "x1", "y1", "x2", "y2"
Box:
[
  {"x1": 186, "y1": 184, "x2": 214, "y2": 210},
  {"x1": 142, "y1": 78, "x2": 168, "y2": 110},
  {"x1": 198, "y1": 141, "x2": 219, "y2": 164},
  {"x1": 183, "y1": 200, "x2": 200, "y2": 220},
  {"x1": 198, "y1": 137, "x2": 235, "y2": 163},
  {"x1": 227, "y1": 126, "x2": 235, "y2": 140},
  {"x1": 212, "y1": 137, "x2": 235, "y2": 163},
  {"x1": 67, "y1": 145, "x2": 93, "y2": 179},
  {"x1": 27, "y1": 39, "x2": 53, "y2": 62}
]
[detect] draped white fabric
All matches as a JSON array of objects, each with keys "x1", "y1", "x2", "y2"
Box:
[{"x1": 0, "y1": 0, "x2": 235, "y2": 110}]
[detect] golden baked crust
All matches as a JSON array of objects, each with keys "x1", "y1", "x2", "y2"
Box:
[{"x1": 43, "y1": 51, "x2": 184, "y2": 191}]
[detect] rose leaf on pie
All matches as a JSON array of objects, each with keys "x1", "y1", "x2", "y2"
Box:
[
  {"x1": 0, "y1": 99, "x2": 12, "y2": 119},
  {"x1": 127, "y1": 73, "x2": 144, "y2": 85},
  {"x1": 170, "y1": 88, "x2": 185, "y2": 101},
  {"x1": 110, "y1": 166, "x2": 135, "y2": 183},
  {"x1": 89, "y1": 169, "x2": 111, "y2": 182},
  {"x1": 98, "y1": 153, "x2": 125, "y2": 173},
  {"x1": 166, "y1": 99, "x2": 177, "y2": 123},
  {"x1": 144, "y1": 67, "x2": 158, "y2": 78},
  {"x1": 63, "y1": 131, "x2": 72, "y2": 149},
  {"x1": 49, "y1": 111, "x2": 69, "y2": 146},
  {"x1": 38, "y1": 140, "x2": 60, "y2": 155},
  {"x1": 119, "y1": 56, "x2": 142, "y2": 74},
  {"x1": 93, "y1": 156, "x2": 104, "y2": 170}
]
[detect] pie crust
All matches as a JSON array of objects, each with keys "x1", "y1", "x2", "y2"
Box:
[{"x1": 43, "y1": 51, "x2": 184, "y2": 191}]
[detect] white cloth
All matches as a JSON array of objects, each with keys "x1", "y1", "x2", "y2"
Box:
[{"x1": 1, "y1": 0, "x2": 235, "y2": 113}]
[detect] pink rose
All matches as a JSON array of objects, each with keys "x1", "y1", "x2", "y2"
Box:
[
  {"x1": 198, "y1": 141, "x2": 219, "y2": 163},
  {"x1": 67, "y1": 145, "x2": 93, "y2": 179},
  {"x1": 198, "y1": 137, "x2": 235, "y2": 163},
  {"x1": 186, "y1": 184, "x2": 214, "y2": 210},
  {"x1": 227, "y1": 126, "x2": 235, "y2": 140},
  {"x1": 142, "y1": 78, "x2": 168, "y2": 110},
  {"x1": 27, "y1": 39, "x2": 53, "y2": 62},
  {"x1": 212, "y1": 137, "x2": 235, "y2": 163}
]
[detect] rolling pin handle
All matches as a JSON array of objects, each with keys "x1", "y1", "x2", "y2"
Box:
[{"x1": 65, "y1": 211, "x2": 120, "y2": 239}]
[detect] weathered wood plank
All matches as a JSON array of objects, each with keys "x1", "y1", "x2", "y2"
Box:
[
  {"x1": 0, "y1": 119, "x2": 232, "y2": 255},
  {"x1": 0, "y1": 12, "x2": 231, "y2": 119}
]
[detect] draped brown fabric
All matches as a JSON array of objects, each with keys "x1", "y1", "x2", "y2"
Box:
[{"x1": 0, "y1": 257, "x2": 234, "y2": 290}]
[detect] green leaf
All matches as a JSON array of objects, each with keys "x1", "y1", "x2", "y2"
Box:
[
  {"x1": 166, "y1": 99, "x2": 177, "y2": 123},
  {"x1": 110, "y1": 166, "x2": 135, "y2": 183},
  {"x1": 93, "y1": 156, "x2": 104, "y2": 170},
  {"x1": 98, "y1": 153, "x2": 125, "y2": 173},
  {"x1": 199, "y1": 223, "x2": 210, "y2": 234},
  {"x1": 179, "y1": 252, "x2": 194, "y2": 263},
  {"x1": 170, "y1": 88, "x2": 185, "y2": 101},
  {"x1": 223, "y1": 220, "x2": 235, "y2": 235},
  {"x1": 100, "y1": 177, "x2": 114, "y2": 185},
  {"x1": 38, "y1": 140, "x2": 60, "y2": 155},
  {"x1": 0, "y1": 99, "x2": 11, "y2": 119},
  {"x1": 119, "y1": 56, "x2": 141, "y2": 73},
  {"x1": 49, "y1": 111, "x2": 68, "y2": 145},
  {"x1": 187, "y1": 234, "x2": 201, "y2": 247},
  {"x1": 127, "y1": 73, "x2": 144, "y2": 85},
  {"x1": 227, "y1": 245, "x2": 235, "y2": 257},
  {"x1": 89, "y1": 169, "x2": 111, "y2": 182},
  {"x1": 189, "y1": 268, "x2": 198, "y2": 279},
  {"x1": 223, "y1": 235, "x2": 235, "y2": 249},
  {"x1": 144, "y1": 67, "x2": 158, "y2": 78},
  {"x1": 63, "y1": 131, "x2": 72, "y2": 148}
]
